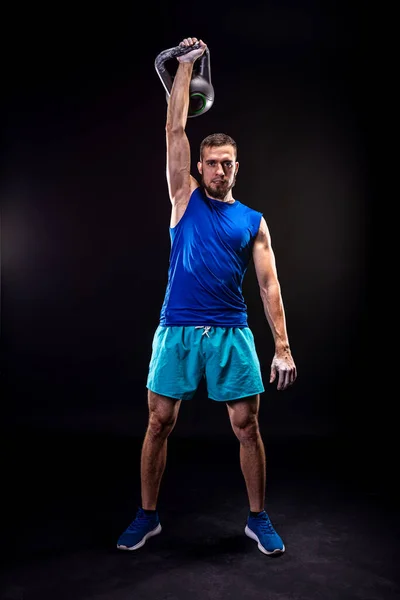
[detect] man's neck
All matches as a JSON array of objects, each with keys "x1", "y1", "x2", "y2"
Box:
[{"x1": 203, "y1": 188, "x2": 235, "y2": 204}]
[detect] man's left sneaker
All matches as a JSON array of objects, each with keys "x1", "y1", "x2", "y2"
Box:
[{"x1": 245, "y1": 510, "x2": 285, "y2": 555}]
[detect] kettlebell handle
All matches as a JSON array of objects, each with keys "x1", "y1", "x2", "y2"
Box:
[
  {"x1": 154, "y1": 42, "x2": 210, "y2": 97},
  {"x1": 154, "y1": 42, "x2": 214, "y2": 118}
]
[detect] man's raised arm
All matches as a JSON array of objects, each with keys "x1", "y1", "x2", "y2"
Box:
[{"x1": 165, "y1": 37, "x2": 206, "y2": 206}]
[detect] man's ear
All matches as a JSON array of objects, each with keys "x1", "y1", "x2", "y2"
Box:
[
  {"x1": 235, "y1": 161, "x2": 239, "y2": 176},
  {"x1": 197, "y1": 161, "x2": 202, "y2": 174}
]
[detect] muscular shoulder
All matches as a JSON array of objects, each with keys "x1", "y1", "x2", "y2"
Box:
[{"x1": 254, "y1": 216, "x2": 271, "y2": 247}]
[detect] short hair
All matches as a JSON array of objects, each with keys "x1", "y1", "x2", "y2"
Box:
[{"x1": 199, "y1": 133, "x2": 237, "y2": 161}]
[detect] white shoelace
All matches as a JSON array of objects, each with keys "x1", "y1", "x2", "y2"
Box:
[{"x1": 195, "y1": 326, "x2": 212, "y2": 337}]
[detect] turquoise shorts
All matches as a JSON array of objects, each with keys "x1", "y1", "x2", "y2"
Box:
[{"x1": 146, "y1": 325, "x2": 265, "y2": 402}]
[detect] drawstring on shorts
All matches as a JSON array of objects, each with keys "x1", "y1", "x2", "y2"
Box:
[{"x1": 195, "y1": 326, "x2": 212, "y2": 337}]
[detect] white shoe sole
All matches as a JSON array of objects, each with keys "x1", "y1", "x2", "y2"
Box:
[
  {"x1": 245, "y1": 525, "x2": 285, "y2": 555},
  {"x1": 117, "y1": 523, "x2": 162, "y2": 551}
]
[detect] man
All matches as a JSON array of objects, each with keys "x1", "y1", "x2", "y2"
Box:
[{"x1": 117, "y1": 37, "x2": 297, "y2": 556}]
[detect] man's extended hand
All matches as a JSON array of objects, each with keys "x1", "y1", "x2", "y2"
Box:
[
  {"x1": 177, "y1": 37, "x2": 207, "y2": 63},
  {"x1": 270, "y1": 352, "x2": 297, "y2": 391}
]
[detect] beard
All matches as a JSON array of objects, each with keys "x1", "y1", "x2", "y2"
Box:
[{"x1": 201, "y1": 175, "x2": 236, "y2": 200}]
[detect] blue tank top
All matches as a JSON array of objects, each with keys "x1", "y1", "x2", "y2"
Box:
[{"x1": 159, "y1": 187, "x2": 263, "y2": 327}]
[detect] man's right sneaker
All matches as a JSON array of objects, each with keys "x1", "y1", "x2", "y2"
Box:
[{"x1": 117, "y1": 507, "x2": 162, "y2": 551}]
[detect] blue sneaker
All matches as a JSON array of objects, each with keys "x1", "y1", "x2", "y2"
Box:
[
  {"x1": 245, "y1": 510, "x2": 285, "y2": 555},
  {"x1": 117, "y1": 507, "x2": 162, "y2": 551}
]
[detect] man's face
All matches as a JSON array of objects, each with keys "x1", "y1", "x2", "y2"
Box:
[{"x1": 197, "y1": 145, "x2": 239, "y2": 200}]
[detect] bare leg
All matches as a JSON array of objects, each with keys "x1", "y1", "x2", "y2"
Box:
[
  {"x1": 226, "y1": 394, "x2": 266, "y2": 512},
  {"x1": 141, "y1": 390, "x2": 181, "y2": 510}
]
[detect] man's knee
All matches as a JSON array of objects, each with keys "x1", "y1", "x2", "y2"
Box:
[
  {"x1": 147, "y1": 411, "x2": 177, "y2": 438},
  {"x1": 147, "y1": 390, "x2": 180, "y2": 438},
  {"x1": 232, "y1": 418, "x2": 260, "y2": 445},
  {"x1": 227, "y1": 395, "x2": 261, "y2": 444}
]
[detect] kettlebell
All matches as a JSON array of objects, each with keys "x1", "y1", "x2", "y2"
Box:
[{"x1": 154, "y1": 42, "x2": 214, "y2": 118}]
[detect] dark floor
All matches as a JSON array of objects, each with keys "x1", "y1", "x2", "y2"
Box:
[{"x1": 1, "y1": 426, "x2": 399, "y2": 600}]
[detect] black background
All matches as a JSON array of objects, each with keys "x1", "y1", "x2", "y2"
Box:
[{"x1": 3, "y1": 2, "x2": 377, "y2": 461}]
